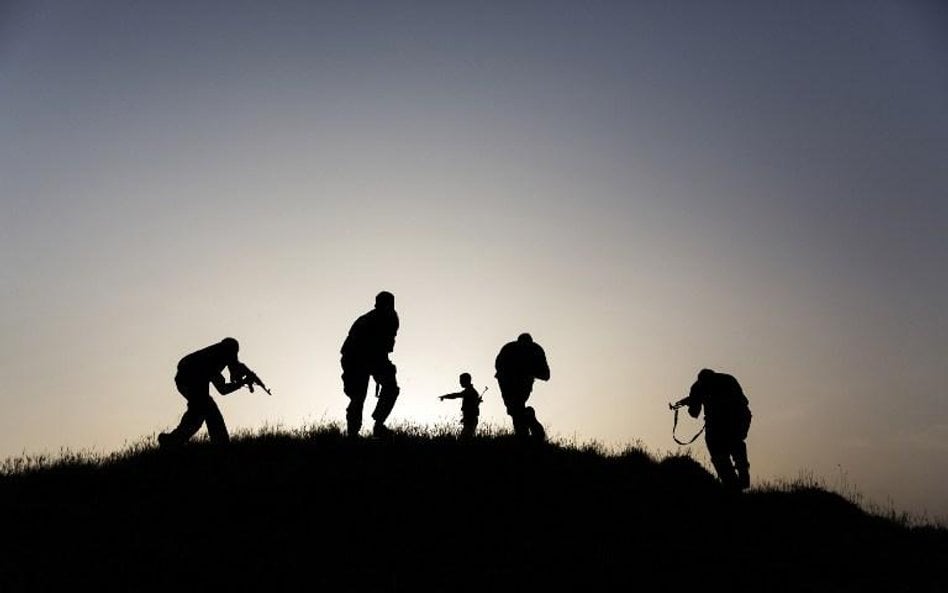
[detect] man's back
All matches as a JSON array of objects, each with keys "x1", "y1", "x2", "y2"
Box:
[
  {"x1": 341, "y1": 308, "x2": 399, "y2": 360},
  {"x1": 178, "y1": 342, "x2": 228, "y2": 378},
  {"x1": 495, "y1": 340, "x2": 549, "y2": 381},
  {"x1": 460, "y1": 385, "x2": 481, "y2": 415},
  {"x1": 689, "y1": 371, "x2": 748, "y2": 424}
]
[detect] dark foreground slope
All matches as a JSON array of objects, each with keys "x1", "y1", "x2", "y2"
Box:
[{"x1": 1, "y1": 427, "x2": 945, "y2": 592}]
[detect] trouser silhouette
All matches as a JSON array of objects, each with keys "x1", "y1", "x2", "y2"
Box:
[
  {"x1": 341, "y1": 357, "x2": 399, "y2": 436},
  {"x1": 460, "y1": 415, "x2": 478, "y2": 438},
  {"x1": 498, "y1": 378, "x2": 546, "y2": 442},
  {"x1": 164, "y1": 374, "x2": 229, "y2": 445},
  {"x1": 705, "y1": 410, "x2": 752, "y2": 489}
]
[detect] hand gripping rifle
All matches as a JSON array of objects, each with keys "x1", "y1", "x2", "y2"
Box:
[{"x1": 669, "y1": 397, "x2": 703, "y2": 445}]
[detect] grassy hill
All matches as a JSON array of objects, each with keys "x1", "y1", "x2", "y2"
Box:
[{"x1": 1, "y1": 425, "x2": 945, "y2": 592}]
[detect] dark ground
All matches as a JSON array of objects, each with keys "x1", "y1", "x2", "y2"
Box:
[{"x1": 1, "y1": 427, "x2": 945, "y2": 592}]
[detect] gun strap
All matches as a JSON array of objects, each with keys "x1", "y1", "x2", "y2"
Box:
[{"x1": 672, "y1": 407, "x2": 705, "y2": 446}]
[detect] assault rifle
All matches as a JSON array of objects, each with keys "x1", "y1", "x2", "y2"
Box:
[{"x1": 236, "y1": 362, "x2": 272, "y2": 396}]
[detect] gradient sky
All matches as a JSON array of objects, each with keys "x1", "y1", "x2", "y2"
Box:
[{"x1": 2, "y1": 1, "x2": 946, "y2": 520}]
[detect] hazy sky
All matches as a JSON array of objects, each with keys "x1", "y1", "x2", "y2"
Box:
[{"x1": 2, "y1": 1, "x2": 946, "y2": 519}]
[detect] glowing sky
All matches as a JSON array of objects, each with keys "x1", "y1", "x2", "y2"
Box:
[{"x1": 1, "y1": 1, "x2": 946, "y2": 520}]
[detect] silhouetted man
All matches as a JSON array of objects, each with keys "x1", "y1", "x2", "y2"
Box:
[
  {"x1": 341, "y1": 291, "x2": 400, "y2": 438},
  {"x1": 438, "y1": 372, "x2": 483, "y2": 438},
  {"x1": 495, "y1": 333, "x2": 550, "y2": 442},
  {"x1": 158, "y1": 337, "x2": 262, "y2": 448},
  {"x1": 673, "y1": 368, "x2": 752, "y2": 490}
]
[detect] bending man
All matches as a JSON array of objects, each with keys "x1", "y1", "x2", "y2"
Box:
[
  {"x1": 495, "y1": 333, "x2": 550, "y2": 442},
  {"x1": 158, "y1": 337, "x2": 259, "y2": 448},
  {"x1": 674, "y1": 368, "x2": 753, "y2": 490}
]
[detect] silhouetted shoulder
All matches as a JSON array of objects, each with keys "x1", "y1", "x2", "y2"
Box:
[
  {"x1": 720, "y1": 372, "x2": 743, "y2": 391},
  {"x1": 341, "y1": 312, "x2": 372, "y2": 354},
  {"x1": 494, "y1": 341, "x2": 517, "y2": 369},
  {"x1": 530, "y1": 343, "x2": 550, "y2": 381},
  {"x1": 342, "y1": 309, "x2": 399, "y2": 356},
  {"x1": 714, "y1": 373, "x2": 748, "y2": 406},
  {"x1": 178, "y1": 340, "x2": 235, "y2": 375}
]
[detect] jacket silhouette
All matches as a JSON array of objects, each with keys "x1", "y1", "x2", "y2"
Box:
[
  {"x1": 677, "y1": 368, "x2": 752, "y2": 490},
  {"x1": 341, "y1": 291, "x2": 400, "y2": 438},
  {"x1": 495, "y1": 333, "x2": 549, "y2": 442}
]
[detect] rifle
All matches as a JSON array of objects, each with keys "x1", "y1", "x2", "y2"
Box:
[
  {"x1": 237, "y1": 363, "x2": 272, "y2": 396},
  {"x1": 669, "y1": 397, "x2": 703, "y2": 445}
]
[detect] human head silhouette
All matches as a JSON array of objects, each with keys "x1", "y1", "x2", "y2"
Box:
[
  {"x1": 459, "y1": 372, "x2": 472, "y2": 387},
  {"x1": 698, "y1": 368, "x2": 715, "y2": 382},
  {"x1": 517, "y1": 333, "x2": 533, "y2": 344},
  {"x1": 220, "y1": 337, "x2": 239, "y2": 358},
  {"x1": 375, "y1": 291, "x2": 395, "y2": 311}
]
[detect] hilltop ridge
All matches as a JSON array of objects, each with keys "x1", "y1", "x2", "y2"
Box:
[{"x1": 1, "y1": 426, "x2": 945, "y2": 592}]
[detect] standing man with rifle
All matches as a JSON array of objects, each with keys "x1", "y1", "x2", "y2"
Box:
[
  {"x1": 158, "y1": 337, "x2": 270, "y2": 449},
  {"x1": 340, "y1": 291, "x2": 400, "y2": 438}
]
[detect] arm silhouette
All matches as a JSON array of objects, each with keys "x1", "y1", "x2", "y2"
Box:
[{"x1": 211, "y1": 373, "x2": 245, "y2": 395}]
